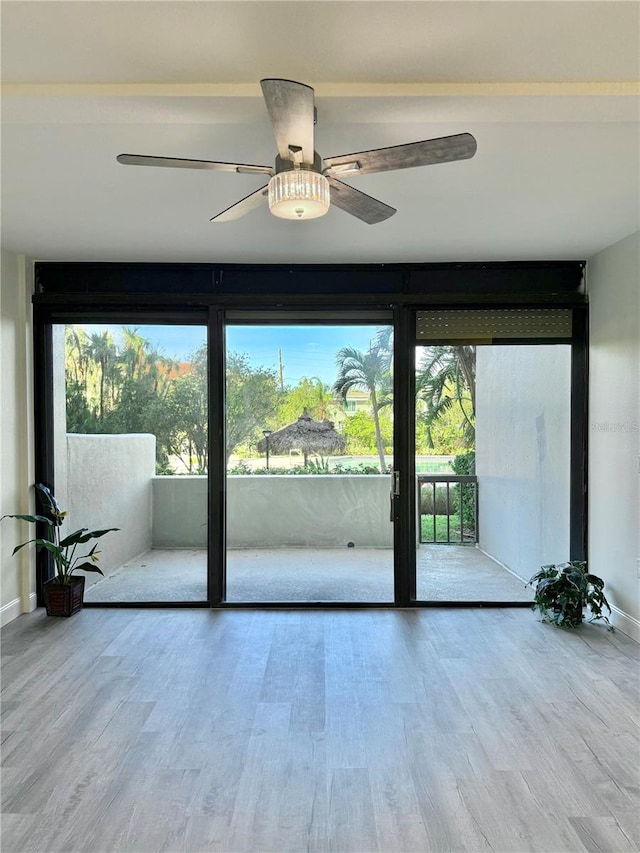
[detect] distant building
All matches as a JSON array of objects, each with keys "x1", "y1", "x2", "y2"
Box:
[
  {"x1": 332, "y1": 388, "x2": 371, "y2": 428},
  {"x1": 342, "y1": 388, "x2": 371, "y2": 414}
]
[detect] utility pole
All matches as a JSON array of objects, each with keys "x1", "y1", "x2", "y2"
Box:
[{"x1": 278, "y1": 348, "x2": 284, "y2": 391}]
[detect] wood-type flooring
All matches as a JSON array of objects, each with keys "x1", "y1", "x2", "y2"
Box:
[{"x1": 1, "y1": 607, "x2": 638, "y2": 852}]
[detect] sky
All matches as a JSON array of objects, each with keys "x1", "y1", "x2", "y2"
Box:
[
  {"x1": 75, "y1": 323, "x2": 389, "y2": 387},
  {"x1": 226, "y1": 325, "x2": 385, "y2": 386}
]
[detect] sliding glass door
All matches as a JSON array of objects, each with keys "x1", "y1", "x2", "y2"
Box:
[
  {"x1": 52, "y1": 321, "x2": 209, "y2": 604},
  {"x1": 224, "y1": 317, "x2": 395, "y2": 603},
  {"x1": 412, "y1": 309, "x2": 575, "y2": 603},
  {"x1": 39, "y1": 300, "x2": 584, "y2": 610}
]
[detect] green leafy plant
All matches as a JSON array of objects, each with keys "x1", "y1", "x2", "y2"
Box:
[
  {"x1": 2, "y1": 483, "x2": 119, "y2": 585},
  {"x1": 527, "y1": 560, "x2": 613, "y2": 630},
  {"x1": 227, "y1": 461, "x2": 391, "y2": 476},
  {"x1": 332, "y1": 462, "x2": 391, "y2": 475},
  {"x1": 451, "y1": 451, "x2": 476, "y2": 536},
  {"x1": 305, "y1": 457, "x2": 331, "y2": 474}
]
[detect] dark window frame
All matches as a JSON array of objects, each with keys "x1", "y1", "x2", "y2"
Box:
[{"x1": 32, "y1": 261, "x2": 587, "y2": 609}]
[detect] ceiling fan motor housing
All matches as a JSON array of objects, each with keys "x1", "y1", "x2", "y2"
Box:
[
  {"x1": 269, "y1": 153, "x2": 330, "y2": 220},
  {"x1": 274, "y1": 152, "x2": 323, "y2": 174}
]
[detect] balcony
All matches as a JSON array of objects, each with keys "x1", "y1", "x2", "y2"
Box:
[{"x1": 58, "y1": 434, "x2": 533, "y2": 604}]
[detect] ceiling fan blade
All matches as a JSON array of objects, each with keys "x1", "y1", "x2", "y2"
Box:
[
  {"x1": 323, "y1": 133, "x2": 477, "y2": 176},
  {"x1": 117, "y1": 153, "x2": 272, "y2": 175},
  {"x1": 327, "y1": 178, "x2": 396, "y2": 225},
  {"x1": 210, "y1": 185, "x2": 269, "y2": 223},
  {"x1": 260, "y1": 78, "x2": 315, "y2": 165}
]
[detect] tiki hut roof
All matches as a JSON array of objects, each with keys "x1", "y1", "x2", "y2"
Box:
[{"x1": 257, "y1": 409, "x2": 346, "y2": 456}]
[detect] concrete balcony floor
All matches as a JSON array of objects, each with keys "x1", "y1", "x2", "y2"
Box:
[{"x1": 84, "y1": 545, "x2": 534, "y2": 604}]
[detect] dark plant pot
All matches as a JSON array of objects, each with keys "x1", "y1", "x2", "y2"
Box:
[{"x1": 43, "y1": 576, "x2": 85, "y2": 617}]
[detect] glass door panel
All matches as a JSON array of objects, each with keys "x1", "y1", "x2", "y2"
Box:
[
  {"x1": 415, "y1": 342, "x2": 571, "y2": 602},
  {"x1": 225, "y1": 321, "x2": 394, "y2": 603},
  {"x1": 53, "y1": 322, "x2": 208, "y2": 603}
]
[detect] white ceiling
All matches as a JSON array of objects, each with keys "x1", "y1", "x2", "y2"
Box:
[{"x1": 1, "y1": 1, "x2": 639, "y2": 264}]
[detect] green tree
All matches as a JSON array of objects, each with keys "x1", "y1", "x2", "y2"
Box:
[
  {"x1": 277, "y1": 377, "x2": 337, "y2": 426},
  {"x1": 333, "y1": 346, "x2": 392, "y2": 471},
  {"x1": 164, "y1": 348, "x2": 209, "y2": 473},
  {"x1": 65, "y1": 380, "x2": 94, "y2": 433},
  {"x1": 65, "y1": 326, "x2": 90, "y2": 391},
  {"x1": 417, "y1": 397, "x2": 473, "y2": 455},
  {"x1": 65, "y1": 325, "x2": 177, "y2": 471},
  {"x1": 341, "y1": 409, "x2": 393, "y2": 457},
  {"x1": 107, "y1": 330, "x2": 175, "y2": 460},
  {"x1": 120, "y1": 327, "x2": 149, "y2": 381},
  {"x1": 225, "y1": 353, "x2": 280, "y2": 463},
  {"x1": 65, "y1": 327, "x2": 93, "y2": 433},
  {"x1": 85, "y1": 331, "x2": 118, "y2": 422},
  {"x1": 416, "y1": 345, "x2": 475, "y2": 449}
]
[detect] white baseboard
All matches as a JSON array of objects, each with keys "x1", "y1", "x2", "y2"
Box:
[
  {"x1": 476, "y1": 546, "x2": 529, "y2": 583},
  {"x1": 609, "y1": 605, "x2": 640, "y2": 643},
  {"x1": 1, "y1": 592, "x2": 37, "y2": 627}
]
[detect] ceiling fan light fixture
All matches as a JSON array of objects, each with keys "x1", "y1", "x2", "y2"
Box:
[{"x1": 268, "y1": 169, "x2": 330, "y2": 220}]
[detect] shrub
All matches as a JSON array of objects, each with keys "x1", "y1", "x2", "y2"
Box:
[
  {"x1": 451, "y1": 451, "x2": 476, "y2": 533},
  {"x1": 226, "y1": 460, "x2": 390, "y2": 476},
  {"x1": 419, "y1": 485, "x2": 458, "y2": 516},
  {"x1": 451, "y1": 450, "x2": 475, "y2": 476}
]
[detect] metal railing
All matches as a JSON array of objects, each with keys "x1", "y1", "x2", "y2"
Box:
[{"x1": 417, "y1": 474, "x2": 478, "y2": 545}]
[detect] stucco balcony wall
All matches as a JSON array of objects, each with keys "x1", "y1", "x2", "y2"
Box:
[
  {"x1": 152, "y1": 474, "x2": 394, "y2": 548},
  {"x1": 65, "y1": 434, "x2": 155, "y2": 581}
]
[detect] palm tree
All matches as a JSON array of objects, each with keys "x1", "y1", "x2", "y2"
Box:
[
  {"x1": 65, "y1": 326, "x2": 90, "y2": 389},
  {"x1": 374, "y1": 326, "x2": 394, "y2": 370},
  {"x1": 306, "y1": 377, "x2": 335, "y2": 421},
  {"x1": 333, "y1": 345, "x2": 392, "y2": 471},
  {"x1": 85, "y1": 332, "x2": 117, "y2": 421},
  {"x1": 279, "y1": 376, "x2": 337, "y2": 425},
  {"x1": 416, "y1": 345, "x2": 476, "y2": 448},
  {"x1": 120, "y1": 327, "x2": 149, "y2": 380}
]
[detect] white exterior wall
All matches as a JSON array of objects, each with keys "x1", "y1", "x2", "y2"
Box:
[
  {"x1": 588, "y1": 230, "x2": 640, "y2": 639},
  {"x1": 0, "y1": 251, "x2": 36, "y2": 625},
  {"x1": 65, "y1": 434, "x2": 156, "y2": 584},
  {"x1": 153, "y1": 474, "x2": 394, "y2": 548},
  {"x1": 476, "y1": 345, "x2": 571, "y2": 581},
  {"x1": 152, "y1": 476, "x2": 208, "y2": 547}
]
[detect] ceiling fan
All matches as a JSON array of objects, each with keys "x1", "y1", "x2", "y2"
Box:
[{"x1": 117, "y1": 78, "x2": 477, "y2": 225}]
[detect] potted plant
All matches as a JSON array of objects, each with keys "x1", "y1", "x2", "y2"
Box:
[
  {"x1": 2, "y1": 483, "x2": 118, "y2": 616},
  {"x1": 527, "y1": 560, "x2": 613, "y2": 630}
]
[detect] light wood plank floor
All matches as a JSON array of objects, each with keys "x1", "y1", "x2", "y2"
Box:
[{"x1": 1, "y1": 607, "x2": 638, "y2": 853}]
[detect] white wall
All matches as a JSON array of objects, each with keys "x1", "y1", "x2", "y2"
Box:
[
  {"x1": 153, "y1": 474, "x2": 394, "y2": 548},
  {"x1": 476, "y1": 345, "x2": 571, "y2": 581},
  {"x1": 65, "y1": 434, "x2": 156, "y2": 584},
  {"x1": 152, "y1": 475, "x2": 208, "y2": 547},
  {"x1": 588, "y1": 230, "x2": 640, "y2": 639},
  {"x1": 0, "y1": 250, "x2": 35, "y2": 625}
]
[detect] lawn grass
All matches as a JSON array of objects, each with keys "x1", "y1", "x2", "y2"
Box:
[{"x1": 420, "y1": 513, "x2": 463, "y2": 543}]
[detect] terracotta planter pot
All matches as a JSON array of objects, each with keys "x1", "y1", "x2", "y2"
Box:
[{"x1": 43, "y1": 576, "x2": 85, "y2": 617}]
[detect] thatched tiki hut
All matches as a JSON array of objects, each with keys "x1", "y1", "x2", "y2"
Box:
[{"x1": 257, "y1": 409, "x2": 346, "y2": 466}]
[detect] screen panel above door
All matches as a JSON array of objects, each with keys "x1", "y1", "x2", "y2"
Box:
[{"x1": 416, "y1": 308, "x2": 573, "y2": 344}]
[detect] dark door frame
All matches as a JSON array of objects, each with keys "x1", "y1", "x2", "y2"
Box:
[
  {"x1": 407, "y1": 303, "x2": 588, "y2": 605},
  {"x1": 31, "y1": 260, "x2": 587, "y2": 609},
  {"x1": 219, "y1": 308, "x2": 397, "y2": 606}
]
